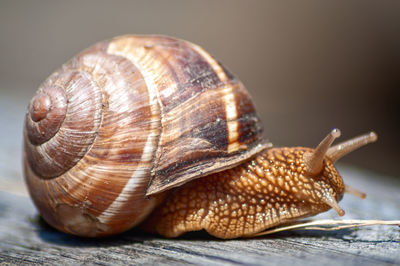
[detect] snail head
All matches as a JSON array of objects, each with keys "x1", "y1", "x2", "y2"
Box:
[{"x1": 286, "y1": 129, "x2": 377, "y2": 216}]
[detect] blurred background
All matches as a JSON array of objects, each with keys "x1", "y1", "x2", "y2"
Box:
[{"x1": 0, "y1": 0, "x2": 399, "y2": 192}]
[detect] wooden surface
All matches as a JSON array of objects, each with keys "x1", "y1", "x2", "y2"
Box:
[{"x1": 0, "y1": 94, "x2": 400, "y2": 265}]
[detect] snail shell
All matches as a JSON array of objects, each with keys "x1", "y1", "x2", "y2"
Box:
[{"x1": 23, "y1": 35, "x2": 270, "y2": 237}]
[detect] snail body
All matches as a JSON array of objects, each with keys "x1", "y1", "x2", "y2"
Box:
[{"x1": 23, "y1": 35, "x2": 377, "y2": 238}]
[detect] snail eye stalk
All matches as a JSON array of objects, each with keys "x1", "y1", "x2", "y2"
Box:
[
  {"x1": 326, "y1": 132, "x2": 378, "y2": 162},
  {"x1": 304, "y1": 128, "x2": 341, "y2": 176}
]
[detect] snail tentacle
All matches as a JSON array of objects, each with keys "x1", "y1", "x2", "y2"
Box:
[{"x1": 327, "y1": 131, "x2": 377, "y2": 162}]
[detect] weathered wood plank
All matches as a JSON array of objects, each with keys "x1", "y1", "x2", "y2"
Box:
[
  {"x1": 0, "y1": 94, "x2": 399, "y2": 265},
  {"x1": 0, "y1": 166, "x2": 399, "y2": 265}
]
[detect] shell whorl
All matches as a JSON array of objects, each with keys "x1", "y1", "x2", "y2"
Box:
[
  {"x1": 24, "y1": 40, "x2": 163, "y2": 236},
  {"x1": 25, "y1": 72, "x2": 103, "y2": 178}
]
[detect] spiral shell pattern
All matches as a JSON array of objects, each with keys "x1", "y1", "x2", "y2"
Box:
[{"x1": 23, "y1": 35, "x2": 268, "y2": 237}]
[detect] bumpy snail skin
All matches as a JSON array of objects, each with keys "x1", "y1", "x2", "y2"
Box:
[
  {"x1": 144, "y1": 147, "x2": 345, "y2": 239},
  {"x1": 144, "y1": 129, "x2": 378, "y2": 238}
]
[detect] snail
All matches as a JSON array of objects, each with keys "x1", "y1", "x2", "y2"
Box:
[{"x1": 23, "y1": 35, "x2": 377, "y2": 239}]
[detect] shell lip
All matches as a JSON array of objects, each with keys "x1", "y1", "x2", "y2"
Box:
[{"x1": 146, "y1": 142, "x2": 272, "y2": 196}]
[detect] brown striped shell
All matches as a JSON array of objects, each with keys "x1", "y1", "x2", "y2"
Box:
[{"x1": 23, "y1": 35, "x2": 270, "y2": 237}]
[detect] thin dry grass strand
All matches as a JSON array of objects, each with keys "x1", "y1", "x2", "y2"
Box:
[{"x1": 250, "y1": 219, "x2": 400, "y2": 237}]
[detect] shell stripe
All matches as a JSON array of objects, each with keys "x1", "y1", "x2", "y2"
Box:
[
  {"x1": 146, "y1": 38, "x2": 225, "y2": 114},
  {"x1": 97, "y1": 134, "x2": 156, "y2": 222},
  {"x1": 190, "y1": 43, "x2": 240, "y2": 153},
  {"x1": 189, "y1": 43, "x2": 229, "y2": 83},
  {"x1": 222, "y1": 90, "x2": 240, "y2": 153},
  {"x1": 97, "y1": 42, "x2": 162, "y2": 222},
  {"x1": 148, "y1": 42, "x2": 228, "y2": 150}
]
